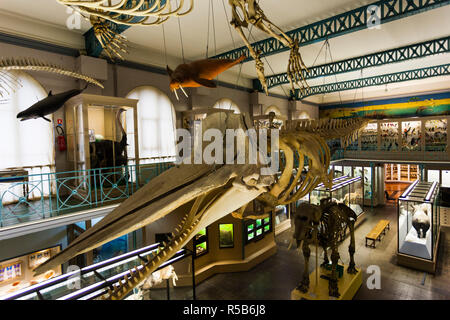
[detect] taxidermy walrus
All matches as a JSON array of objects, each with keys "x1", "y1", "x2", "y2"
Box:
[
  {"x1": 17, "y1": 84, "x2": 88, "y2": 122},
  {"x1": 166, "y1": 55, "x2": 246, "y2": 100}
]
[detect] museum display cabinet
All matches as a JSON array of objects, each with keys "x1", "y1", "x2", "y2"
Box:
[
  {"x1": 64, "y1": 94, "x2": 139, "y2": 201},
  {"x1": 385, "y1": 164, "x2": 419, "y2": 182},
  {"x1": 344, "y1": 116, "x2": 450, "y2": 162},
  {"x1": 361, "y1": 123, "x2": 378, "y2": 151},
  {"x1": 310, "y1": 175, "x2": 364, "y2": 220},
  {"x1": 65, "y1": 94, "x2": 139, "y2": 171},
  {"x1": 274, "y1": 204, "x2": 290, "y2": 235},
  {"x1": 397, "y1": 180, "x2": 441, "y2": 273}
]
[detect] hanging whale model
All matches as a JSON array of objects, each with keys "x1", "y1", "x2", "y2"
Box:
[
  {"x1": 166, "y1": 55, "x2": 246, "y2": 100},
  {"x1": 17, "y1": 85, "x2": 88, "y2": 122}
]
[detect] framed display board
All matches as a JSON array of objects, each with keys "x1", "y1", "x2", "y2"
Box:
[
  {"x1": 219, "y1": 224, "x2": 234, "y2": 249},
  {"x1": 0, "y1": 245, "x2": 62, "y2": 297},
  {"x1": 193, "y1": 228, "x2": 208, "y2": 258},
  {"x1": 245, "y1": 216, "x2": 272, "y2": 244}
]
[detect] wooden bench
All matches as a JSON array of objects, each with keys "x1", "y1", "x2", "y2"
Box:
[{"x1": 365, "y1": 219, "x2": 390, "y2": 248}]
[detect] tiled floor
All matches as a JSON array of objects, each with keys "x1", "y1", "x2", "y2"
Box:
[{"x1": 189, "y1": 204, "x2": 450, "y2": 300}]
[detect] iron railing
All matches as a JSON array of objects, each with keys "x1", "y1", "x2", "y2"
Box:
[{"x1": 0, "y1": 162, "x2": 174, "y2": 228}]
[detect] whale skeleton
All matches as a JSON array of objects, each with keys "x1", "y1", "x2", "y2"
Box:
[{"x1": 34, "y1": 112, "x2": 369, "y2": 300}]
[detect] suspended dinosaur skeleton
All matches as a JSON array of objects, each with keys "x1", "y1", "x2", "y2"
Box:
[
  {"x1": 34, "y1": 112, "x2": 368, "y2": 300},
  {"x1": 228, "y1": 0, "x2": 309, "y2": 95},
  {"x1": 0, "y1": 57, "x2": 104, "y2": 99}
]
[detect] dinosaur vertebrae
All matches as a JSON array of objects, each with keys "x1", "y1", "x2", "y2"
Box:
[
  {"x1": 59, "y1": 0, "x2": 194, "y2": 26},
  {"x1": 284, "y1": 118, "x2": 370, "y2": 148},
  {"x1": 0, "y1": 57, "x2": 104, "y2": 89},
  {"x1": 258, "y1": 132, "x2": 333, "y2": 208}
]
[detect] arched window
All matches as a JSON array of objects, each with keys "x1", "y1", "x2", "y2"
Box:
[
  {"x1": 0, "y1": 71, "x2": 54, "y2": 203},
  {"x1": 213, "y1": 98, "x2": 241, "y2": 114},
  {"x1": 126, "y1": 86, "x2": 177, "y2": 163},
  {"x1": 0, "y1": 71, "x2": 53, "y2": 169},
  {"x1": 264, "y1": 105, "x2": 282, "y2": 116},
  {"x1": 297, "y1": 111, "x2": 311, "y2": 119}
]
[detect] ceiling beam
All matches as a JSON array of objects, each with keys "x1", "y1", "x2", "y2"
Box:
[
  {"x1": 291, "y1": 63, "x2": 450, "y2": 100},
  {"x1": 263, "y1": 36, "x2": 450, "y2": 90},
  {"x1": 213, "y1": 0, "x2": 450, "y2": 62}
]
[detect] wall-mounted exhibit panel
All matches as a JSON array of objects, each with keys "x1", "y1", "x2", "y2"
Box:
[
  {"x1": 361, "y1": 123, "x2": 378, "y2": 151},
  {"x1": 193, "y1": 228, "x2": 208, "y2": 258},
  {"x1": 425, "y1": 119, "x2": 447, "y2": 152},
  {"x1": 343, "y1": 116, "x2": 450, "y2": 162},
  {"x1": 402, "y1": 121, "x2": 422, "y2": 151},
  {"x1": 398, "y1": 181, "x2": 440, "y2": 273},
  {"x1": 0, "y1": 246, "x2": 62, "y2": 297},
  {"x1": 218, "y1": 224, "x2": 234, "y2": 249},
  {"x1": 245, "y1": 216, "x2": 272, "y2": 244},
  {"x1": 380, "y1": 122, "x2": 399, "y2": 151}
]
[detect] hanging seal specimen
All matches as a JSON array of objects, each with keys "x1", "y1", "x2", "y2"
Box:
[
  {"x1": 17, "y1": 85, "x2": 88, "y2": 122},
  {"x1": 166, "y1": 55, "x2": 246, "y2": 100}
]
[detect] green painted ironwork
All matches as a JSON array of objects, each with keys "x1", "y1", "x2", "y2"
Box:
[
  {"x1": 0, "y1": 162, "x2": 174, "y2": 228},
  {"x1": 265, "y1": 36, "x2": 450, "y2": 89},
  {"x1": 292, "y1": 63, "x2": 450, "y2": 100},
  {"x1": 213, "y1": 0, "x2": 450, "y2": 62}
]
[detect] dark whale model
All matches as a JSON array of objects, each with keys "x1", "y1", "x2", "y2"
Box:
[{"x1": 17, "y1": 85, "x2": 87, "y2": 122}]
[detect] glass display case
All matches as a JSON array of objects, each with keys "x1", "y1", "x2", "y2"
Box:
[
  {"x1": 380, "y1": 122, "x2": 399, "y2": 151},
  {"x1": 361, "y1": 123, "x2": 378, "y2": 151},
  {"x1": 65, "y1": 94, "x2": 139, "y2": 171},
  {"x1": 363, "y1": 167, "x2": 372, "y2": 200},
  {"x1": 425, "y1": 119, "x2": 447, "y2": 152},
  {"x1": 398, "y1": 181, "x2": 440, "y2": 272},
  {"x1": 310, "y1": 176, "x2": 364, "y2": 217},
  {"x1": 343, "y1": 166, "x2": 352, "y2": 177},
  {"x1": 274, "y1": 205, "x2": 288, "y2": 227},
  {"x1": 333, "y1": 166, "x2": 343, "y2": 177},
  {"x1": 402, "y1": 121, "x2": 421, "y2": 151}
]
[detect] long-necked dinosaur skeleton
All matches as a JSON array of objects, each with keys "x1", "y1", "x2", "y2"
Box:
[
  {"x1": 0, "y1": 57, "x2": 104, "y2": 98},
  {"x1": 34, "y1": 112, "x2": 368, "y2": 300},
  {"x1": 229, "y1": 0, "x2": 309, "y2": 95}
]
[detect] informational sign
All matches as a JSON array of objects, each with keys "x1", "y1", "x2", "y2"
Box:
[
  {"x1": 0, "y1": 246, "x2": 61, "y2": 297},
  {"x1": 0, "y1": 262, "x2": 22, "y2": 284}
]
